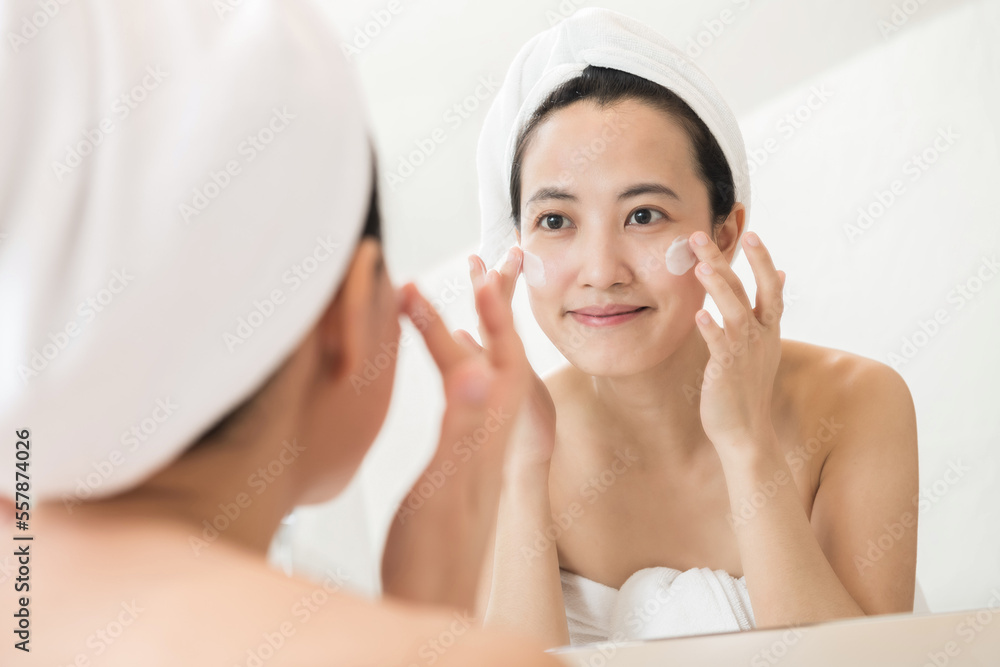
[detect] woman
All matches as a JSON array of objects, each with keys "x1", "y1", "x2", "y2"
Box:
[
  {"x1": 470, "y1": 8, "x2": 919, "y2": 647},
  {"x1": 0, "y1": 1, "x2": 560, "y2": 664}
]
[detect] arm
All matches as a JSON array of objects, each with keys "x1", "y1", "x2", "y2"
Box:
[
  {"x1": 381, "y1": 276, "x2": 531, "y2": 610},
  {"x1": 466, "y1": 249, "x2": 570, "y2": 646},
  {"x1": 482, "y1": 458, "x2": 570, "y2": 646},
  {"x1": 722, "y1": 360, "x2": 918, "y2": 626},
  {"x1": 687, "y1": 229, "x2": 917, "y2": 627}
]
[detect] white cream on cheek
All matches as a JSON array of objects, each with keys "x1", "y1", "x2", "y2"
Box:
[
  {"x1": 521, "y1": 249, "x2": 547, "y2": 287},
  {"x1": 665, "y1": 235, "x2": 697, "y2": 275}
]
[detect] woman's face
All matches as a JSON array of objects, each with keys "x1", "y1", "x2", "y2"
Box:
[{"x1": 517, "y1": 98, "x2": 721, "y2": 377}]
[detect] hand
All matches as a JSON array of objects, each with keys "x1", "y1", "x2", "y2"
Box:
[
  {"x1": 467, "y1": 247, "x2": 556, "y2": 472},
  {"x1": 381, "y1": 275, "x2": 531, "y2": 610},
  {"x1": 689, "y1": 230, "x2": 786, "y2": 456}
]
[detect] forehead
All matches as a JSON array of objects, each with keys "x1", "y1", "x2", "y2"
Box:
[{"x1": 520, "y1": 98, "x2": 702, "y2": 200}]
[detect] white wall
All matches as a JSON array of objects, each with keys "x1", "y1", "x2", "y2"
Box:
[{"x1": 273, "y1": 0, "x2": 1000, "y2": 618}]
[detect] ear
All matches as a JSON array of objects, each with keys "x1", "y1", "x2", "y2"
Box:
[
  {"x1": 714, "y1": 202, "x2": 746, "y2": 263},
  {"x1": 317, "y1": 238, "x2": 383, "y2": 382},
  {"x1": 515, "y1": 225, "x2": 521, "y2": 245}
]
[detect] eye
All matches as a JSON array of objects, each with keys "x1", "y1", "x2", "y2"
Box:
[
  {"x1": 537, "y1": 213, "x2": 572, "y2": 230},
  {"x1": 628, "y1": 208, "x2": 666, "y2": 226}
]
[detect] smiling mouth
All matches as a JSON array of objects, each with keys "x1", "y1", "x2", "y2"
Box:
[{"x1": 566, "y1": 306, "x2": 650, "y2": 327}]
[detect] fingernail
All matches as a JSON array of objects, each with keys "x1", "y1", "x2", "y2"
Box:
[
  {"x1": 468, "y1": 256, "x2": 476, "y2": 273},
  {"x1": 697, "y1": 262, "x2": 714, "y2": 275},
  {"x1": 692, "y1": 232, "x2": 709, "y2": 246},
  {"x1": 745, "y1": 232, "x2": 760, "y2": 247}
]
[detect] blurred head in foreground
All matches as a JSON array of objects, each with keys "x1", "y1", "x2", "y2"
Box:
[{"x1": 0, "y1": 0, "x2": 400, "y2": 519}]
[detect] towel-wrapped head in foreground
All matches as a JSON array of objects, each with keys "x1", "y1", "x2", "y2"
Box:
[{"x1": 0, "y1": 0, "x2": 382, "y2": 504}]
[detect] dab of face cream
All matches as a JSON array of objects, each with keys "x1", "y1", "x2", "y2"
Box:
[
  {"x1": 521, "y1": 249, "x2": 547, "y2": 287},
  {"x1": 665, "y1": 235, "x2": 697, "y2": 275}
]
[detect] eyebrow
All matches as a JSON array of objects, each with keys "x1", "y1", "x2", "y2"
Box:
[
  {"x1": 524, "y1": 182, "x2": 682, "y2": 208},
  {"x1": 617, "y1": 183, "x2": 682, "y2": 202},
  {"x1": 525, "y1": 187, "x2": 577, "y2": 207}
]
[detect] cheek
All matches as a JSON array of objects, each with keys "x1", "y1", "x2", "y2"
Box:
[
  {"x1": 520, "y1": 247, "x2": 574, "y2": 296},
  {"x1": 664, "y1": 235, "x2": 698, "y2": 276},
  {"x1": 521, "y1": 249, "x2": 547, "y2": 288}
]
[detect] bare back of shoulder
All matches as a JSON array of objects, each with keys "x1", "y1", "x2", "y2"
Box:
[{"x1": 33, "y1": 510, "x2": 559, "y2": 667}]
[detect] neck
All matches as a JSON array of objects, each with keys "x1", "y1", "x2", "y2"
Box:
[
  {"x1": 46, "y1": 419, "x2": 305, "y2": 558},
  {"x1": 589, "y1": 325, "x2": 715, "y2": 464}
]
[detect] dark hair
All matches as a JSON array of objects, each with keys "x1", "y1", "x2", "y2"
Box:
[
  {"x1": 509, "y1": 66, "x2": 735, "y2": 230},
  {"x1": 361, "y1": 160, "x2": 383, "y2": 241},
  {"x1": 192, "y1": 152, "x2": 383, "y2": 449}
]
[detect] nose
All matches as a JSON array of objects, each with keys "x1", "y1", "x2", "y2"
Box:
[{"x1": 575, "y1": 225, "x2": 632, "y2": 290}]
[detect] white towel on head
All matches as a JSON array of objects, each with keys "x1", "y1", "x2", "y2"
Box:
[
  {"x1": 475, "y1": 7, "x2": 751, "y2": 270},
  {"x1": 0, "y1": 0, "x2": 371, "y2": 503}
]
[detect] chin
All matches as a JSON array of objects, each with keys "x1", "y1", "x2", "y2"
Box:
[
  {"x1": 549, "y1": 316, "x2": 697, "y2": 378},
  {"x1": 562, "y1": 348, "x2": 656, "y2": 378}
]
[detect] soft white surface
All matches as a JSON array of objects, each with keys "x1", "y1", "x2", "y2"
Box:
[
  {"x1": 277, "y1": 0, "x2": 1000, "y2": 620},
  {"x1": 561, "y1": 566, "x2": 756, "y2": 645}
]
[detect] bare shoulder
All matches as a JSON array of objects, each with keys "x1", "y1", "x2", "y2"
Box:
[
  {"x1": 776, "y1": 339, "x2": 916, "y2": 480},
  {"x1": 777, "y1": 338, "x2": 913, "y2": 415},
  {"x1": 34, "y1": 514, "x2": 559, "y2": 666}
]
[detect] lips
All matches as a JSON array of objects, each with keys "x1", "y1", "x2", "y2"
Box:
[{"x1": 566, "y1": 304, "x2": 649, "y2": 328}]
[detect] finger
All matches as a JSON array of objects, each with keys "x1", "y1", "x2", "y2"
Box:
[
  {"x1": 742, "y1": 232, "x2": 784, "y2": 328},
  {"x1": 495, "y1": 246, "x2": 522, "y2": 303},
  {"x1": 453, "y1": 328, "x2": 484, "y2": 354},
  {"x1": 475, "y1": 271, "x2": 525, "y2": 373},
  {"x1": 695, "y1": 261, "x2": 751, "y2": 342},
  {"x1": 694, "y1": 308, "x2": 727, "y2": 356},
  {"x1": 689, "y1": 231, "x2": 753, "y2": 312},
  {"x1": 468, "y1": 254, "x2": 487, "y2": 291},
  {"x1": 400, "y1": 282, "x2": 467, "y2": 373}
]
